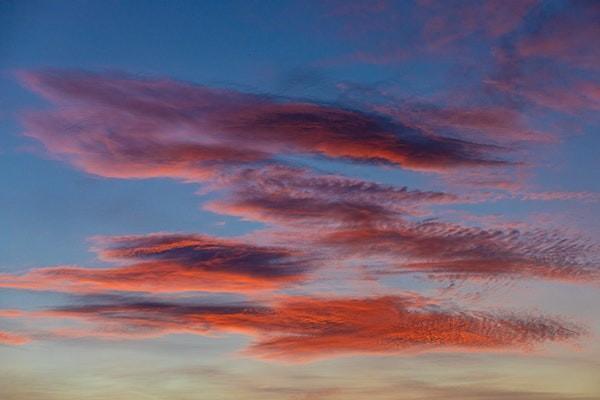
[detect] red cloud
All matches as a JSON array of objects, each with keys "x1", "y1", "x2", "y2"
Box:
[
  {"x1": 0, "y1": 234, "x2": 312, "y2": 294},
  {"x1": 34, "y1": 295, "x2": 581, "y2": 361}
]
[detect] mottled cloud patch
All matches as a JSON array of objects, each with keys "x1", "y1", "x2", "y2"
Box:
[
  {"x1": 20, "y1": 70, "x2": 509, "y2": 175},
  {"x1": 34, "y1": 295, "x2": 581, "y2": 361},
  {"x1": 0, "y1": 234, "x2": 312, "y2": 294}
]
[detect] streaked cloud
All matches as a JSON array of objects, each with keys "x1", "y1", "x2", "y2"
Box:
[{"x1": 0, "y1": 234, "x2": 312, "y2": 294}]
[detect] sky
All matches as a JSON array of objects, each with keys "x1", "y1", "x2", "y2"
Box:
[{"x1": 0, "y1": 1, "x2": 599, "y2": 399}]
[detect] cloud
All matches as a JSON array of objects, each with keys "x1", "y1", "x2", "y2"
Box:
[
  {"x1": 485, "y1": 2, "x2": 600, "y2": 116},
  {"x1": 31, "y1": 294, "x2": 582, "y2": 361},
  {"x1": 20, "y1": 70, "x2": 509, "y2": 176},
  {"x1": 322, "y1": 0, "x2": 536, "y2": 63},
  {"x1": 206, "y1": 165, "x2": 458, "y2": 225},
  {"x1": 487, "y1": 66, "x2": 600, "y2": 114},
  {"x1": 418, "y1": 0, "x2": 537, "y2": 49},
  {"x1": 516, "y1": 2, "x2": 600, "y2": 71},
  {"x1": 320, "y1": 221, "x2": 599, "y2": 283},
  {"x1": 515, "y1": 191, "x2": 600, "y2": 203},
  {"x1": 379, "y1": 103, "x2": 554, "y2": 144},
  {"x1": 0, "y1": 330, "x2": 30, "y2": 346},
  {"x1": 0, "y1": 233, "x2": 312, "y2": 294},
  {"x1": 202, "y1": 166, "x2": 598, "y2": 284}
]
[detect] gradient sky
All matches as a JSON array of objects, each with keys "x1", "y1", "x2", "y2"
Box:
[{"x1": 1, "y1": 1, "x2": 599, "y2": 399}]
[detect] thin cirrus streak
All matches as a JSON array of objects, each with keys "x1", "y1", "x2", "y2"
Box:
[
  {"x1": 20, "y1": 70, "x2": 511, "y2": 175},
  {"x1": 6, "y1": 295, "x2": 581, "y2": 361},
  {"x1": 0, "y1": 234, "x2": 313, "y2": 294}
]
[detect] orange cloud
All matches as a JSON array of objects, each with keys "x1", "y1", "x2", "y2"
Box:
[
  {"x1": 31, "y1": 294, "x2": 581, "y2": 361},
  {"x1": 0, "y1": 234, "x2": 312, "y2": 294}
]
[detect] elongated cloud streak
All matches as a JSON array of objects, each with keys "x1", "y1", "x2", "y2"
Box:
[
  {"x1": 0, "y1": 234, "x2": 312, "y2": 294},
  {"x1": 21, "y1": 70, "x2": 509, "y2": 176},
  {"x1": 207, "y1": 165, "x2": 457, "y2": 225},
  {"x1": 322, "y1": 221, "x2": 599, "y2": 282},
  {"x1": 32, "y1": 295, "x2": 581, "y2": 361}
]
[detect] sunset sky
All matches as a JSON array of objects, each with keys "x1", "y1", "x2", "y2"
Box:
[{"x1": 1, "y1": 1, "x2": 599, "y2": 399}]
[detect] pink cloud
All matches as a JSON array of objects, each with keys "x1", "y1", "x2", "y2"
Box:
[
  {"x1": 0, "y1": 330, "x2": 30, "y2": 346},
  {"x1": 20, "y1": 70, "x2": 510, "y2": 178}
]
